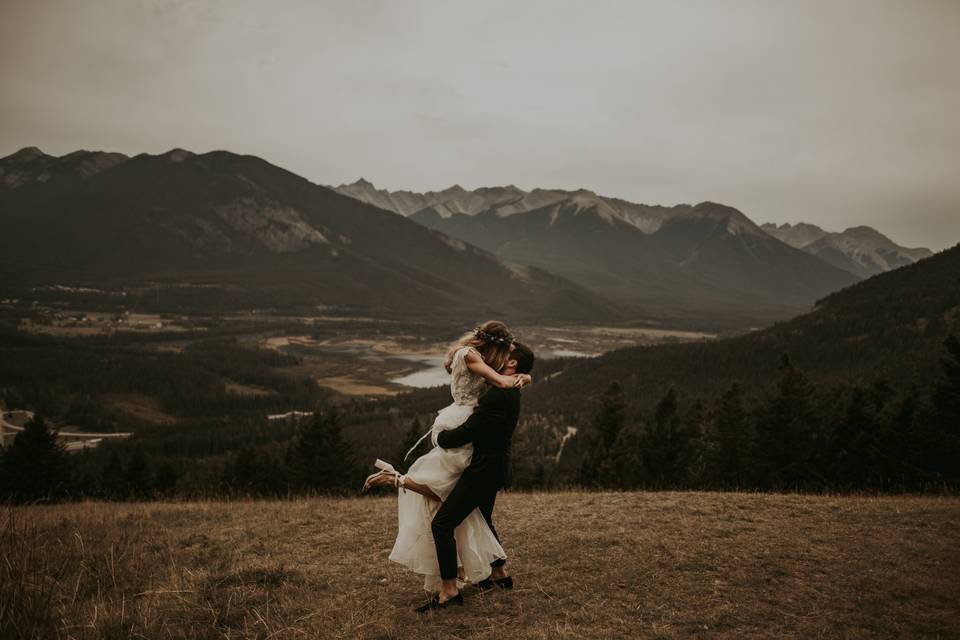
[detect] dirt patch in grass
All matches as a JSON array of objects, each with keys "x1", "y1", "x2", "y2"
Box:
[{"x1": 4, "y1": 492, "x2": 958, "y2": 639}]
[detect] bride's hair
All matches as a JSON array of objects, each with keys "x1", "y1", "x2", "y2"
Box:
[{"x1": 444, "y1": 320, "x2": 514, "y2": 374}]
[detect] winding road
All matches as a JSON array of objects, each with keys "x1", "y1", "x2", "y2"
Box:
[{"x1": 1, "y1": 410, "x2": 131, "y2": 452}]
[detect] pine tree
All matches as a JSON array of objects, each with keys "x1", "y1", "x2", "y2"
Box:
[
  {"x1": 876, "y1": 389, "x2": 923, "y2": 490},
  {"x1": 506, "y1": 417, "x2": 558, "y2": 489},
  {"x1": 69, "y1": 462, "x2": 101, "y2": 499},
  {"x1": 100, "y1": 450, "x2": 126, "y2": 499},
  {"x1": 833, "y1": 381, "x2": 888, "y2": 489},
  {"x1": 927, "y1": 334, "x2": 960, "y2": 480},
  {"x1": 261, "y1": 452, "x2": 289, "y2": 495},
  {"x1": 711, "y1": 383, "x2": 750, "y2": 489},
  {"x1": 153, "y1": 461, "x2": 179, "y2": 496},
  {"x1": 752, "y1": 356, "x2": 821, "y2": 490},
  {"x1": 125, "y1": 445, "x2": 152, "y2": 499},
  {"x1": 595, "y1": 382, "x2": 626, "y2": 450},
  {"x1": 599, "y1": 424, "x2": 646, "y2": 489},
  {"x1": 395, "y1": 417, "x2": 427, "y2": 473},
  {"x1": 580, "y1": 382, "x2": 627, "y2": 487},
  {"x1": 933, "y1": 335, "x2": 960, "y2": 424},
  {"x1": 680, "y1": 399, "x2": 708, "y2": 487},
  {"x1": 553, "y1": 427, "x2": 592, "y2": 487},
  {"x1": 289, "y1": 408, "x2": 359, "y2": 493},
  {"x1": 229, "y1": 447, "x2": 261, "y2": 492},
  {"x1": 642, "y1": 388, "x2": 686, "y2": 488},
  {"x1": 0, "y1": 415, "x2": 69, "y2": 503}
]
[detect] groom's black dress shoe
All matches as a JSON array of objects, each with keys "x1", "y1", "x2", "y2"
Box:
[
  {"x1": 414, "y1": 592, "x2": 464, "y2": 613},
  {"x1": 476, "y1": 576, "x2": 513, "y2": 591}
]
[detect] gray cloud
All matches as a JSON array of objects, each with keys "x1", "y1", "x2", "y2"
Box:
[{"x1": 2, "y1": 0, "x2": 957, "y2": 249}]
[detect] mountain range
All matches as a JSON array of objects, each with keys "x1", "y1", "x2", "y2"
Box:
[
  {"x1": 0, "y1": 147, "x2": 617, "y2": 322},
  {"x1": 1, "y1": 146, "x2": 934, "y2": 330},
  {"x1": 761, "y1": 222, "x2": 933, "y2": 278},
  {"x1": 333, "y1": 179, "x2": 683, "y2": 233},
  {"x1": 335, "y1": 179, "x2": 867, "y2": 324}
]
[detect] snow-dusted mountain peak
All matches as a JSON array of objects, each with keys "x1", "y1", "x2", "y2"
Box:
[{"x1": 762, "y1": 220, "x2": 932, "y2": 277}]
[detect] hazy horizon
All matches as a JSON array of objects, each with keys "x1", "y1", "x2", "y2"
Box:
[{"x1": 2, "y1": 0, "x2": 958, "y2": 250}]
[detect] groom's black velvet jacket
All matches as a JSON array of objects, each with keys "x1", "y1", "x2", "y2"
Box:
[{"x1": 436, "y1": 386, "x2": 521, "y2": 490}]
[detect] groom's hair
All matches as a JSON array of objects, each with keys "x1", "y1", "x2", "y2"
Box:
[{"x1": 512, "y1": 341, "x2": 535, "y2": 375}]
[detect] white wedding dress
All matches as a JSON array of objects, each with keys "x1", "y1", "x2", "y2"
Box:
[{"x1": 388, "y1": 346, "x2": 506, "y2": 591}]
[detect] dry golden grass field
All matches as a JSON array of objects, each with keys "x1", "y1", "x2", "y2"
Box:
[{"x1": 2, "y1": 492, "x2": 958, "y2": 639}]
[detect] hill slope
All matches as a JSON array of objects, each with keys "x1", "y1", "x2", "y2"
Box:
[
  {"x1": 0, "y1": 148, "x2": 619, "y2": 322},
  {"x1": 525, "y1": 243, "x2": 960, "y2": 417}
]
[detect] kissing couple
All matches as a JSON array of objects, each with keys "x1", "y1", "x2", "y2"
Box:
[{"x1": 363, "y1": 320, "x2": 535, "y2": 611}]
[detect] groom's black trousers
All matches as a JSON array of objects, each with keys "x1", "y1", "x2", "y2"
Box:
[{"x1": 431, "y1": 475, "x2": 505, "y2": 581}]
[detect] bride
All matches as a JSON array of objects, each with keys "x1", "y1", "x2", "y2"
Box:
[{"x1": 363, "y1": 320, "x2": 531, "y2": 591}]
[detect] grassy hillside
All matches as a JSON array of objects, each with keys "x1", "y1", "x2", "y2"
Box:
[{"x1": 4, "y1": 492, "x2": 958, "y2": 639}]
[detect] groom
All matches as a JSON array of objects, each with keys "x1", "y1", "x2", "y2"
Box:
[{"x1": 418, "y1": 342, "x2": 536, "y2": 611}]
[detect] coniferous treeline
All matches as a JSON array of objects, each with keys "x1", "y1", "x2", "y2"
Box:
[
  {"x1": 0, "y1": 408, "x2": 366, "y2": 502},
  {"x1": 0, "y1": 325, "x2": 329, "y2": 430},
  {"x1": 2, "y1": 334, "x2": 957, "y2": 502},
  {"x1": 518, "y1": 336, "x2": 960, "y2": 493}
]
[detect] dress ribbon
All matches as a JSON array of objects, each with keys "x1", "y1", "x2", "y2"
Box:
[{"x1": 404, "y1": 426, "x2": 436, "y2": 461}]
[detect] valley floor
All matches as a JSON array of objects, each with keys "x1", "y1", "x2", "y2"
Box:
[{"x1": 4, "y1": 492, "x2": 958, "y2": 639}]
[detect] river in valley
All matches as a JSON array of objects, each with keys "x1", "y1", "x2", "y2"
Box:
[{"x1": 389, "y1": 349, "x2": 593, "y2": 389}]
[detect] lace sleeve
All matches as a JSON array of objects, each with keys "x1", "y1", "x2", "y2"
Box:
[
  {"x1": 449, "y1": 346, "x2": 486, "y2": 405},
  {"x1": 452, "y1": 346, "x2": 480, "y2": 370}
]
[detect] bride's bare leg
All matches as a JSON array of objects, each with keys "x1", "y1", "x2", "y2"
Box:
[
  {"x1": 401, "y1": 477, "x2": 441, "y2": 501},
  {"x1": 363, "y1": 471, "x2": 441, "y2": 500}
]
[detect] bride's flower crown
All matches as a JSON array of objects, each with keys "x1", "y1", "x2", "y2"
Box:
[{"x1": 474, "y1": 326, "x2": 513, "y2": 346}]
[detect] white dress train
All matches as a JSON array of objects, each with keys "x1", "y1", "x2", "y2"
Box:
[{"x1": 388, "y1": 346, "x2": 506, "y2": 592}]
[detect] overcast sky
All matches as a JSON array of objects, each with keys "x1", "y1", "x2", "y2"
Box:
[{"x1": 2, "y1": 0, "x2": 958, "y2": 249}]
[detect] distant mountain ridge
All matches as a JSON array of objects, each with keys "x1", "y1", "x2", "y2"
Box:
[
  {"x1": 335, "y1": 178, "x2": 945, "y2": 324},
  {"x1": 0, "y1": 146, "x2": 129, "y2": 188},
  {"x1": 336, "y1": 179, "x2": 928, "y2": 280},
  {"x1": 333, "y1": 178, "x2": 685, "y2": 233},
  {"x1": 761, "y1": 222, "x2": 932, "y2": 278},
  {"x1": 363, "y1": 181, "x2": 861, "y2": 323},
  {"x1": 0, "y1": 147, "x2": 619, "y2": 322}
]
